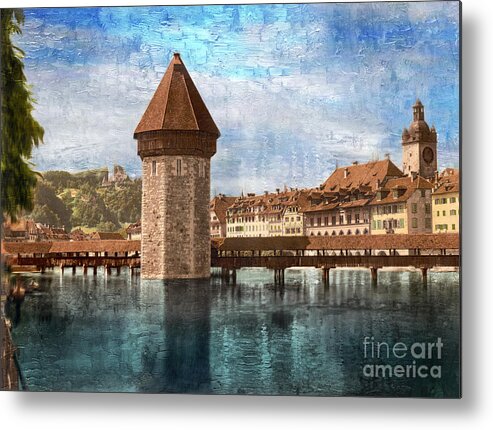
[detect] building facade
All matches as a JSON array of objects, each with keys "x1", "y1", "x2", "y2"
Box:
[
  {"x1": 134, "y1": 53, "x2": 220, "y2": 279},
  {"x1": 304, "y1": 159, "x2": 402, "y2": 236},
  {"x1": 225, "y1": 189, "x2": 308, "y2": 238},
  {"x1": 433, "y1": 168, "x2": 460, "y2": 233},
  {"x1": 210, "y1": 195, "x2": 236, "y2": 238},
  {"x1": 126, "y1": 221, "x2": 142, "y2": 240},
  {"x1": 370, "y1": 175, "x2": 433, "y2": 235}
]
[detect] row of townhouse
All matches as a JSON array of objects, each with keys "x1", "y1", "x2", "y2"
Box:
[
  {"x1": 2, "y1": 218, "x2": 71, "y2": 242},
  {"x1": 210, "y1": 160, "x2": 458, "y2": 239},
  {"x1": 221, "y1": 188, "x2": 308, "y2": 238}
]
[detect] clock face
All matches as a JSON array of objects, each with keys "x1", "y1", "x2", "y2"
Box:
[{"x1": 422, "y1": 147, "x2": 434, "y2": 163}]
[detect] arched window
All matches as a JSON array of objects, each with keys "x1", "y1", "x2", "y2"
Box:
[
  {"x1": 331, "y1": 231, "x2": 336, "y2": 236},
  {"x1": 339, "y1": 230, "x2": 344, "y2": 235},
  {"x1": 317, "y1": 232, "x2": 321, "y2": 236},
  {"x1": 324, "y1": 231, "x2": 329, "y2": 236},
  {"x1": 363, "y1": 228, "x2": 369, "y2": 235},
  {"x1": 355, "y1": 229, "x2": 360, "y2": 235},
  {"x1": 347, "y1": 230, "x2": 352, "y2": 235}
]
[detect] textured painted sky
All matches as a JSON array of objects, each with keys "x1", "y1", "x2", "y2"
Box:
[{"x1": 17, "y1": 1, "x2": 459, "y2": 195}]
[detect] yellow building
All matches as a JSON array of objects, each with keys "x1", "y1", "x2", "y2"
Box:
[
  {"x1": 432, "y1": 169, "x2": 459, "y2": 233},
  {"x1": 226, "y1": 193, "x2": 267, "y2": 238},
  {"x1": 281, "y1": 190, "x2": 308, "y2": 236},
  {"x1": 370, "y1": 175, "x2": 433, "y2": 235}
]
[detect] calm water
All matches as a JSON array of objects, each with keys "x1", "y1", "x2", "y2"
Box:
[{"x1": 7, "y1": 268, "x2": 460, "y2": 397}]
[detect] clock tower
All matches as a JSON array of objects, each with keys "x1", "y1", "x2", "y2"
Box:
[{"x1": 401, "y1": 100, "x2": 437, "y2": 179}]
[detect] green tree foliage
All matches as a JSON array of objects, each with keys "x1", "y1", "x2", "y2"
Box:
[
  {"x1": 29, "y1": 169, "x2": 141, "y2": 232},
  {"x1": 1, "y1": 9, "x2": 44, "y2": 221},
  {"x1": 71, "y1": 183, "x2": 121, "y2": 231},
  {"x1": 95, "y1": 221, "x2": 119, "y2": 233},
  {"x1": 30, "y1": 204, "x2": 61, "y2": 227},
  {"x1": 43, "y1": 168, "x2": 108, "y2": 193},
  {"x1": 30, "y1": 180, "x2": 72, "y2": 229},
  {"x1": 100, "y1": 178, "x2": 142, "y2": 224}
]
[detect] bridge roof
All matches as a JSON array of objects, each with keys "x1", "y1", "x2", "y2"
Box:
[
  {"x1": 3, "y1": 235, "x2": 460, "y2": 256},
  {"x1": 3, "y1": 240, "x2": 141, "y2": 255},
  {"x1": 212, "y1": 234, "x2": 459, "y2": 251}
]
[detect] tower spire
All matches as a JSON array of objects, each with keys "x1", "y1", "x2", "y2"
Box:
[{"x1": 413, "y1": 99, "x2": 425, "y2": 121}]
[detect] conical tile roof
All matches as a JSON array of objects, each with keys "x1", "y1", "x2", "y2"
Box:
[{"x1": 134, "y1": 53, "x2": 220, "y2": 137}]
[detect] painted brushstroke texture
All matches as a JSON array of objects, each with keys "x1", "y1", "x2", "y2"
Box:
[{"x1": 16, "y1": 2, "x2": 459, "y2": 195}]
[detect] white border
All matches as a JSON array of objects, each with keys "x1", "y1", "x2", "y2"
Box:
[{"x1": 2, "y1": 0, "x2": 493, "y2": 428}]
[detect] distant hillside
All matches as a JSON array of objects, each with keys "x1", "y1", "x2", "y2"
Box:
[{"x1": 29, "y1": 168, "x2": 141, "y2": 232}]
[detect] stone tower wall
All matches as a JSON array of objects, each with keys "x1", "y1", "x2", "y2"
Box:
[
  {"x1": 141, "y1": 155, "x2": 211, "y2": 279},
  {"x1": 402, "y1": 142, "x2": 437, "y2": 179}
]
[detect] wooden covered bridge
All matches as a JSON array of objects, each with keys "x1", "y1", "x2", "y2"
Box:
[
  {"x1": 3, "y1": 233, "x2": 459, "y2": 283},
  {"x1": 3, "y1": 240, "x2": 141, "y2": 276},
  {"x1": 211, "y1": 233, "x2": 460, "y2": 283}
]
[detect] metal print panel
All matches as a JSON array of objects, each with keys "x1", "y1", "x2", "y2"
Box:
[{"x1": 0, "y1": 1, "x2": 461, "y2": 397}]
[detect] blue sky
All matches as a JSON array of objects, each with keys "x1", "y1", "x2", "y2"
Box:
[{"x1": 17, "y1": 2, "x2": 460, "y2": 195}]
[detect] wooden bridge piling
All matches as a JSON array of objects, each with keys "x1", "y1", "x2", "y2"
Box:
[
  {"x1": 274, "y1": 269, "x2": 285, "y2": 285},
  {"x1": 421, "y1": 267, "x2": 428, "y2": 286},
  {"x1": 370, "y1": 267, "x2": 379, "y2": 284}
]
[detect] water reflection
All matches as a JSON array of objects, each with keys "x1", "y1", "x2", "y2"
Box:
[{"x1": 10, "y1": 268, "x2": 460, "y2": 397}]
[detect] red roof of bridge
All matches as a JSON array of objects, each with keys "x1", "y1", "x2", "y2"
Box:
[
  {"x1": 212, "y1": 234, "x2": 459, "y2": 251},
  {"x1": 3, "y1": 240, "x2": 141, "y2": 255}
]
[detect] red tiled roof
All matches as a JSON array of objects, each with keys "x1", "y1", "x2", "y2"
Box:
[
  {"x1": 90, "y1": 232, "x2": 125, "y2": 241},
  {"x1": 434, "y1": 170, "x2": 459, "y2": 195},
  {"x1": 126, "y1": 221, "x2": 142, "y2": 234},
  {"x1": 227, "y1": 189, "x2": 308, "y2": 217},
  {"x1": 322, "y1": 159, "x2": 404, "y2": 193},
  {"x1": 369, "y1": 175, "x2": 433, "y2": 206},
  {"x1": 3, "y1": 240, "x2": 140, "y2": 255},
  {"x1": 212, "y1": 234, "x2": 459, "y2": 251},
  {"x1": 210, "y1": 195, "x2": 237, "y2": 224},
  {"x1": 134, "y1": 53, "x2": 220, "y2": 137}
]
